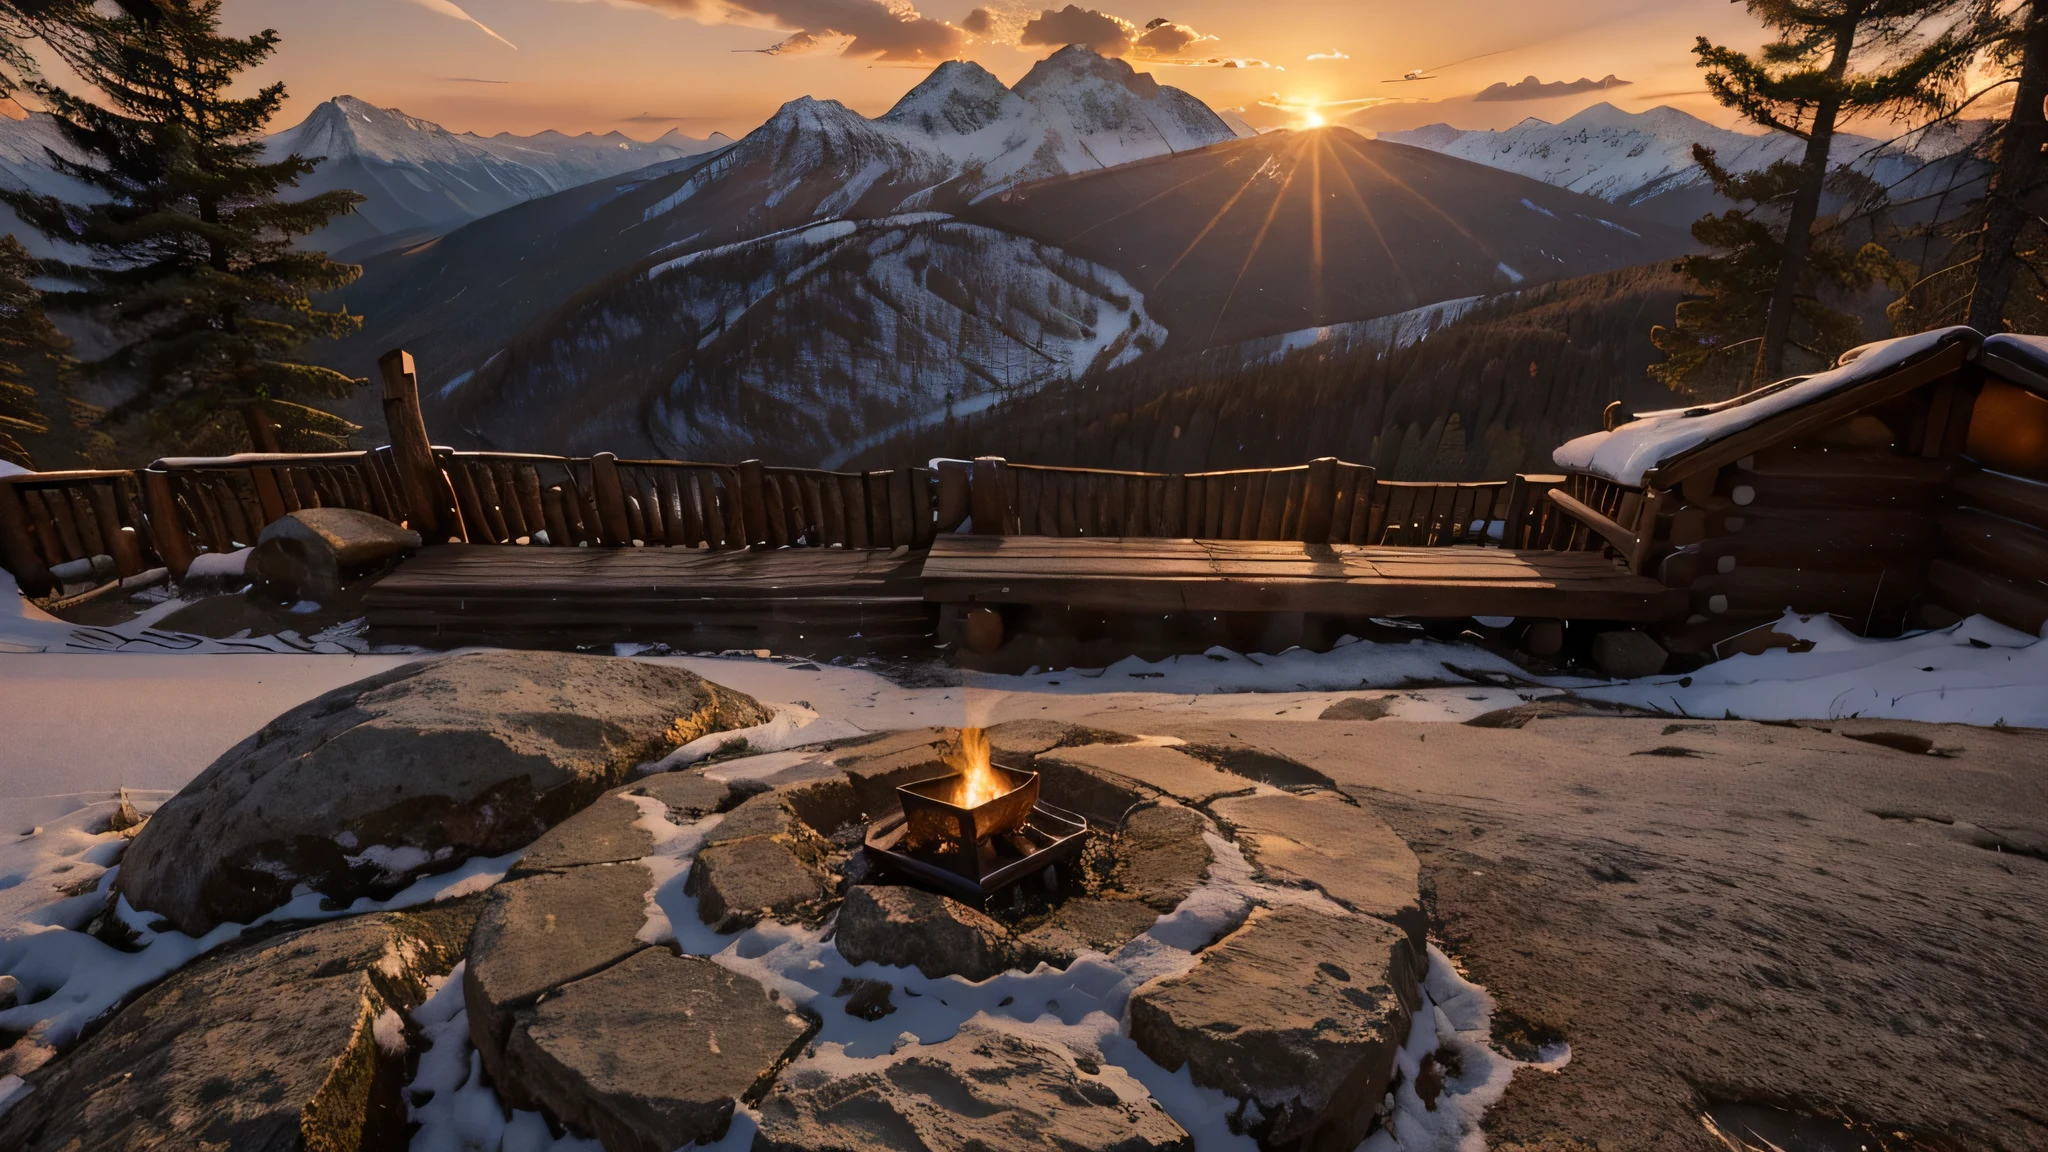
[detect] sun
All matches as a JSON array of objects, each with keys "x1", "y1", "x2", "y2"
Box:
[{"x1": 1303, "y1": 109, "x2": 1326, "y2": 128}]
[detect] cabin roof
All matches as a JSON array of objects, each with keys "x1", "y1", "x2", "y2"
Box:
[
  {"x1": 1979, "y1": 333, "x2": 2048, "y2": 397},
  {"x1": 1554, "y1": 326, "x2": 1981, "y2": 488}
]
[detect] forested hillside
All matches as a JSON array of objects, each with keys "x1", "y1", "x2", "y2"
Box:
[{"x1": 851, "y1": 263, "x2": 1688, "y2": 479}]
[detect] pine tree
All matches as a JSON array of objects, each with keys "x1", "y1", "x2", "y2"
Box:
[
  {"x1": 1650, "y1": 147, "x2": 1890, "y2": 397},
  {"x1": 0, "y1": 0, "x2": 367, "y2": 456},
  {"x1": 1689, "y1": 0, "x2": 1975, "y2": 383},
  {"x1": 0, "y1": 0, "x2": 99, "y2": 97},
  {"x1": 0, "y1": 235, "x2": 65, "y2": 467}
]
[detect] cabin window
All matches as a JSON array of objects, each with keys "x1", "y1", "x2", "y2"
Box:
[{"x1": 1965, "y1": 379, "x2": 2048, "y2": 481}]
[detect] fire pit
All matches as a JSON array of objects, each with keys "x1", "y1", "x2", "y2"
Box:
[{"x1": 864, "y1": 728, "x2": 1089, "y2": 902}]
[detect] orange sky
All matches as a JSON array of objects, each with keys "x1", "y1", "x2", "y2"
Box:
[{"x1": 221, "y1": 0, "x2": 1789, "y2": 141}]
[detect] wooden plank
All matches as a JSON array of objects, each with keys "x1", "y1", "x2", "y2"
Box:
[
  {"x1": 251, "y1": 467, "x2": 288, "y2": 525},
  {"x1": 889, "y1": 469, "x2": 916, "y2": 547},
  {"x1": 970, "y1": 457, "x2": 1009, "y2": 536},
  {"x1": 496, "y1": 464, "x2": 532, "y2": 541},
  {"x1": 378, "y1": 349, "x2": 457, "y2": 542},
  {"x1": 1927, "y1": 557, "x2": 2048, "y2": 634},
  {"x1": 1546, "y1": 488, "x2": 1637, "y2": 557},
  {"x1": 589, "y1": 453, "x2": 633, "y2": 545},
  {"x1": 1951, "y1": 467, "x2": 2048, "y2": 532},
  {"x1": 840, "y1": 474, "x2": 869, "y2": 550},
  {"x1": 865, "y1": 471, "x2": 893, "y2": 547},
  {"x1": 562, "y1": 470, "x2": 598, "y2": 545},
  {"x1": 821, "y1": 472, "x2": 847, "y2": 546},
  {"x1": 935, "y1": 460, "x2": 970, "y2": 533},
  {"x1": 1057, "y1": 471, "x2": 1078, "y2": 538},
  {"x1": 0, "y1": 482, "x2": 53, "y2": 594},
  {"x1": 140, "y1": 470, "x2": 195, "y2": 578},
  {"x1": 447, "y1": 458, "x2": 492, "y2": 544},
  {"x1": 542, "y1": 486, "x2": 572, "y2": 548},
  {"x1": 912, "y1": 467, "x2": 935, "y2": 547},
  {"x1": 1016, "y1": 466, "x2": 1043, "y2": 536},
  {"x1": 1940, "y1": 504, "x2": 2048, "y2": 590},
  {"x1": 87, "y1": 483, "x2": 144, "y2": 577},
  {"x1": 64, "y1": 487, "x2": 105, "y2": 558},
  {"x1": 1299, "y1": 458, "x2": 1336, "y2": 544},
  {"x1": 738, "y1": 459, "x2": 769, "y2": 546},
  {"x1": 762, "y1": 472, "x2": 790, "y2": 548}
]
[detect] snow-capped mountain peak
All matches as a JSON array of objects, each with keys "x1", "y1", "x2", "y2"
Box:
[{"x1": 880, "y1": 60, "x2": 1025, "y2": 138}]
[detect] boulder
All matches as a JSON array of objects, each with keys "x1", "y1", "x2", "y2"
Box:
[
  {"x1": 117, "y1": 651, "x2": 769, "y2": 935},
  {"x1": 248, "y1": 507, "x2": 420, "y2": 604},
  {"x1": 1210, "y1": 791, "x2": 1424, "y2": 947},
  {"x1": 1592, "y1": 629, "x2": 1668, "y2": 679},
  {"x1": 1128, "y1": 906, "x2": 1420, "y2": 1152},
  {"x1": 753, "y1": 1021, "x2": 1190, "y2": 1152},
  {"x1": 1116, "y1": 805, "x2": 1213, "y2": 912},
  {"x1": 834, "y1": 884, "x2": 1019, "y2": 981},
  {"x1": 687, "y1": 836, "x2": 836, "y2": 932},
  {"x1": 0, "y1": 905, "x2": 473, "y2": 1151},
  {"x1": 463, "y1": 861, "x2": 655, "y2": 1074},
  {"x1": 500, "y1": 948, "x2": 815, "y2": 1152},
  {"x1": 832, "y1": 976, "x2": 896, "y2": 1020}
]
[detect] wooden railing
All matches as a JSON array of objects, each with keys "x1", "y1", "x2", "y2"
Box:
[{"x1": 0, "y1": 469, "x2": 159, "y2": 598}]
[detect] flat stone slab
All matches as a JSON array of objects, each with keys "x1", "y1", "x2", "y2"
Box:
[
  {"x1": 512, "y1": 791, "x2": 654, "y2": 874},
  {"x1": 1042, "y1": 744, "x2": 1248, "y2": 805},
  {"x1": 464, "y1": 861, "x2": 653, "y2": 1072},
  {"x1": 503, "y1": 948, "x2": 815, "y2": 1152},
  {"x1": 754, "y1": 1021, "x2": 1190, "y2": 1152},
  {"x1": 1117, "y1": 805, "x2": 1212, "y2": 911},
  {"x1": 835, "y1": 884, "x2": 1018, "y2": 981},
  {"x1": 1210, "y1": 791, "x2": 1423, "y2": 946},
  {"x1": 1015, "y1": 897, "x2": 1161, "y2": 966},
  {"x1": 633, "y1": 770, "x2": 733, "y2": 819},
  {"x1": 0, "y1": 907, "x2": 470, "y2": 1152},
  {"x1": 1129, "y1": 906, "x2": 1419, "y2": 1152},
  {"x1": 705, "y1": 789, "x2": 813, "y2": 846},
  {"x1": 687, "y1": 836, "x2": 835, "y2": 932}
]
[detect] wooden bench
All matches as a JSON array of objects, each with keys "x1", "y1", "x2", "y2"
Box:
[{"x1": 920, "y1": 535, "x2": 1689, "y2": 621}]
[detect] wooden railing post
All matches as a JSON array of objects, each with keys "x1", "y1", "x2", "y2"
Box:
[
  {"x1": 0, "y1": 480, "x2": 54, "y2": 596},
  {"x1": 970, "y1": 456, "x2": 1009, "y2": 535},
  {"x1": 241, "y1": 402, "x2": 282, "y2": 454},
  {"x1": 737, "y1": 459, "x2": 769, "y2": 546},
  {"x1": 378, "y1": 349, "x2": 460, "y2": 543},
  {"x1": 589, "y1": 452, "x2": 634, "y2": 545},
  {"x1": 140, "y1": 468, "x2": 197, "y2": 579},
  {"x1": 1299, "y1": 457, "x2": 1337, "y2": 544}
]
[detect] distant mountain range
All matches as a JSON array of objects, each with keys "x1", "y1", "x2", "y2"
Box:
[
  {"x1": 305, "y1": 48, "x2": 1688, "y2": 463},
  {"x1": 1383, "y1": 102, "x2": 1985, "y2": 230},
  {"x1": 261, "y1": 96, "x2": 729, "y2": 259}
]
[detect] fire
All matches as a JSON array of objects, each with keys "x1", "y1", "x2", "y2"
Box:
[{"x1": 945, "y1": 727, "x2": 1006, "y2": 808}]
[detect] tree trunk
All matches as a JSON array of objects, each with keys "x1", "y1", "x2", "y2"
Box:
[
  {"x1": 1969, "y1": 0, "x2": 2048, "y2": 333},
  {"x1": 1755, "y1": 15, "x2": 1861, "y2": 385}
]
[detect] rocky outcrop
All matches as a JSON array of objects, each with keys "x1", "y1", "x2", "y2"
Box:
[
  {"x1": 754, "y1": 1022, "x2": 1191, "y2": 1152},
  {"x1": 117, "y1": 651, "x2": 769, "y2": 935},
  {"x1": 834, "y1": 883, "x2": 1019, "y2": 981},
  {"x1": 687, "y1": 836, "x2": 836, "y2": 931},
  {"x1": 0, "y1": 904, "x2": 476, "y2": 1152},
  {"x1": 1129, "y1": 906, "x2": 1420, "y2": 1152},
  {"x1": 501, "y1": 949, "x2": 815, "y2": 1152}
]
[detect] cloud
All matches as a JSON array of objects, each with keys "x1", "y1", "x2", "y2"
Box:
[
  {"x1": 1015, "y1": 7, "x2": 1213, "y2": 58},
  {"x1": 588, "y1": 0, "x2": 965, "y2": 62},
  {"x1": 961, "y1": 7, "x2": 996, "y2": 34},
  {"x1": 1305, "y1": 50, "x2": 1347, "y2": 61},
  {"x1": 1019, "y1": 5, "x2": 1131, "y2": 54},
  {"x1": 404, "y1": 0, "x2": 518, "y2": 49},
  {"x1": 441, "y1": 76, "x2": 512, "y2": 83},
  {"x1": 1473, "y1": 74, "x2": 1631, "y2": 102}
]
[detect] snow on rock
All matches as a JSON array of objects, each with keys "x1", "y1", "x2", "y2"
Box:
[{"x1": 1554, "y1": 325, "x2": 1979, "y2": 486}]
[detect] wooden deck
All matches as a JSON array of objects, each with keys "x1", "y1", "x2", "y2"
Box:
[
  {"x1": 919, "y1": 536, "x2": 1690, "y2": 620},
  {"x1": 363, "y1": 544, "x2": 936, "y2": 650}
]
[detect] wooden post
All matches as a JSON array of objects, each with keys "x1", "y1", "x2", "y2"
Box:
[
  {"x1": 241, "y1": 402, "x2": 282, "y2": 454},
  {"x1": 737, "y1": 459, "x2": 770, "y2": 547},
  {"x1": 934, "y1": 460, "x2": 970, "y2": 534},
  {"x1": 969, "y1": 457, "x2": 1009, "y2": 535},
  {"x1": 1299, "y1": 457, "x2": 1337, "y2": 544},
  {"x1": 378, "y1": 349, "x2": 458, "y2": 543},
  {"x1": 0, "y1": 481, "x2": 54, "y2": 596},
  {"x1": 588, "y1": 452, "x2": 633, "y2": 545},
  {"x1": 140, "y1": 469, "x2": 196, "y2": 579}
]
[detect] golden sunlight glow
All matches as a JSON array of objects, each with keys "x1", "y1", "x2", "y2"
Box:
[
  {"x1": 1303, "y1": 108, "x2": 1326, "y2": 128},
  {"x1": 945, "y1": 727, "x2": 1006, "y2": 808}
]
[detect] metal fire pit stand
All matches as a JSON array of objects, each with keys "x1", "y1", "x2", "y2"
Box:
[{"x1": 863, "y1": 801, "x2": 1090, "y2": 904}]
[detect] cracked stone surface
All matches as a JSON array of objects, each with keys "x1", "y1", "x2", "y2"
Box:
[
  {"x1": 1209, "y1": 790, "x2": 1424, "y2": 947},
  {"x1": 1040, "y1": 743, "x2": 1247, "y2": 805},
  {"x1": 501, "y1": 948, "x2": 815, "y2": 1152},
  {"x1": 753, "y1": 1021, "x2": 1191, "y2": 1152},
  {"x1": 511, "y1": 791, "x2": 654, "y2": 874},
  {"x1": 834, "y1": 883, "x2": 1019, "y2": 981},
  {"x1": 1115, "y1": 805, "x2": 1213, "y2": 911},
  {"x1": 1129, "y1": 905, "x2": 1420, "y2": 1152},
  {"x1": 463, "y1": 861, "x2": 653, "y2": 1074},
  {"x1": 633, "y1": 770, "x2": 733, "y2": 819},
  {"x1": 687, "y1": 835, "x2": 837, "y2": 932}
]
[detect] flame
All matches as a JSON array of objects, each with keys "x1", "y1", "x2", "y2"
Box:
[{"x1": 944, "y1": 727, "x2": 1006, "y2": 808}]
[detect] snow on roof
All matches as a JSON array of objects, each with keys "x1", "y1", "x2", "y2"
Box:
[
  {"x1": 1980, "y1": 333, "x2": 2048, "y2": 396},
  {"x1": 1554, "y1": 325, "x2": 1981, "y2": 487}
]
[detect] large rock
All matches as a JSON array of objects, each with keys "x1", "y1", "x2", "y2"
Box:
[
  {"x1": 1117, "y1": 805, "x2": 1212, "y2": 911},
  {"x1": 633, "y1": 769, "x2": 734, "y2": 819},
  {"x1": 0, "y1": 904, "x2": 473, "y2": 1151},
  {"x1": 463, "y1": 861, "x2": 655, "y2": 1074},
  {"x1": 1130, "y1": 907, "x2": 1419, "y2": 1152},
  {"x1": 118, "y1": 651, "x2": 770, "y2": 935},
  {"x1": 249, "y1": 507, "x2": 420, "y2": 604},
  {"x1": 1014, "y1": 897, "x2": 1162, "y2": 966},
  {"x1": 511, "y1": 791, "x2": 655, "y2": 874},
  {"x1": 1210, "y1": 791, "x2": 1424, "y2": 947},
  {"x1": 754, "y1": 1021, "x2": 1190, "y2": 1152},
  {"x1": 500, "y1": 948, "x2": 815, "y2": 1152},
  {"x1": 834, "y1": 884, "x2": 1020, "y2": 981}
]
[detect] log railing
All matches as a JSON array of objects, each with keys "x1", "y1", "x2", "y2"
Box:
[{"x1": 0, "y1": 469, "x2": 159, "y2": 598}]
